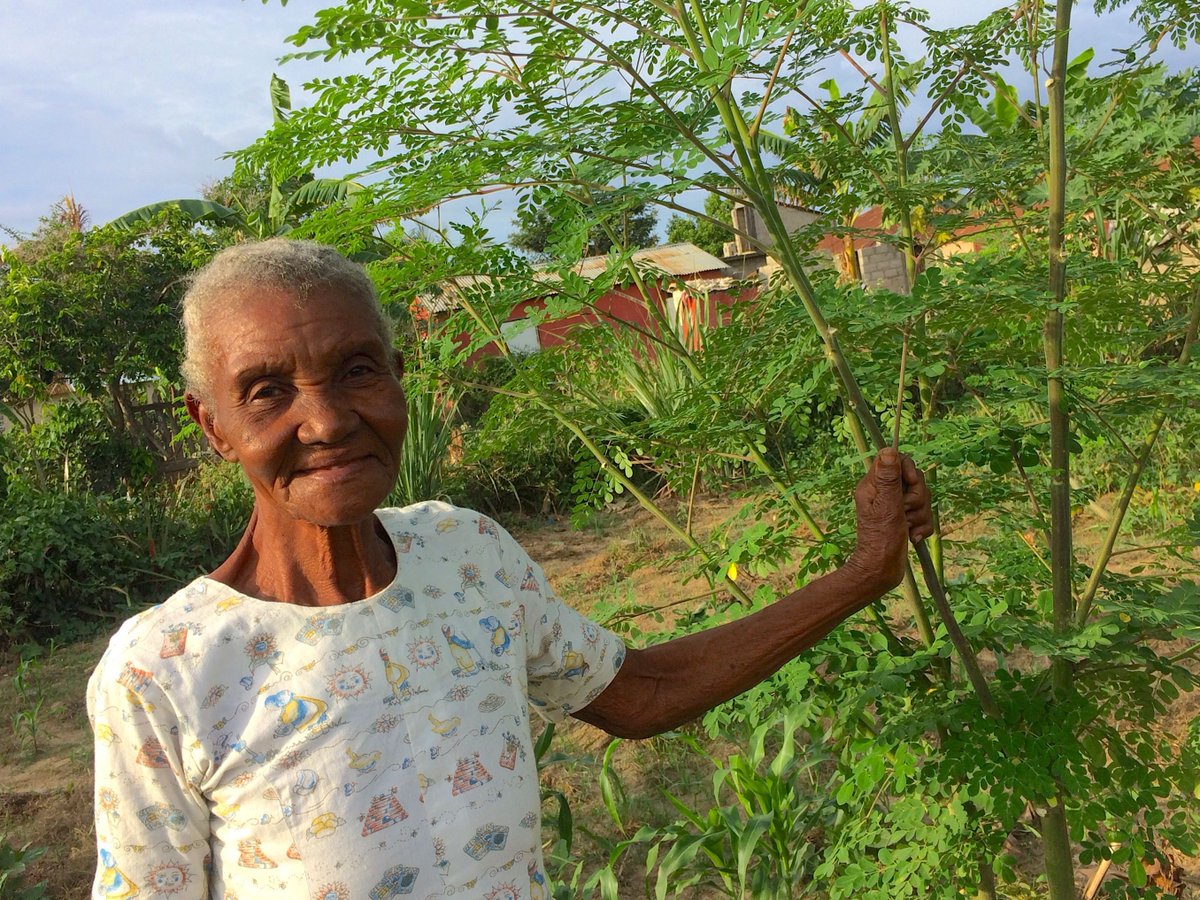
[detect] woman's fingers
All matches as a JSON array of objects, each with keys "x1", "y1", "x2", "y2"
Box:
[{"x1": 896, "y1": 454, "x2": 934, "y2": 542}]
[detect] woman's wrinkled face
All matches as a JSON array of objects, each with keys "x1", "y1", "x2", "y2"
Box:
[{"x1": 187, "y1": 286, "x2": 407, "y2": 528}]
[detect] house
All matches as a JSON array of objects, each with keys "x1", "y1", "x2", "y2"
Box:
[
  {"x1": 413, "y1": 201, "x2": 990, "y2": 362},
  {"x1": 722, "y1": 199, "x2": 983, "y2": 293},
  {"x1": 413, "y1": 243, "x2": 739, "y2": 361}
]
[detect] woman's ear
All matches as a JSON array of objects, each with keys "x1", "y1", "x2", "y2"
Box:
[
  {"x1": 185, "y1": 393, "x2": 237, "y2": 462},
  {"x1": 392, "y1": 350, "x2": 405, "y2": 378}
]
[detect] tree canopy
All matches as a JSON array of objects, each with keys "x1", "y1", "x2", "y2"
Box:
[
  {"x1": 510, "y1": 196, "x2": 658, "y2": 260},
  {"x1": 665, "y1": 194, "x2": 734, "y2": 257},
  {"x1": 0, "y1": 203, "x2": 217, "y2": 410}
]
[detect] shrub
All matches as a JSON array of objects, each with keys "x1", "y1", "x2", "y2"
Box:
[
  {"x1": 0, "y1": 481, "x2": 146, "y2": 644},
  {"x1": 0, "y1": 399, "x2": 153, "y2": 495},
  {"x1": 447, "y1": 393, "x2": 579, "y2": 516},
  {"x1": 0, "y1": 462, "x2": 253, "y2": 646}
]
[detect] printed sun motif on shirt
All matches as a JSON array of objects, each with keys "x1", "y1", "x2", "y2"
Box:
[
  {"x1": 145, "y1": 861, "x2": 191, "y2": 894},
  {"x1": 88, "y1": 502, "x2": 627, "y2": 899},
  {"x1": 407, "y1": 638, "x2": 440, "y2": 670},
  {"x1": 328, "y1": 665, "x2": 371, "y2": 700}
]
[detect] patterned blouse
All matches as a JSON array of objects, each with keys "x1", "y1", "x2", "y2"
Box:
[{"x1": 88, "y1": 502, "x2": 626, "y2": 899}]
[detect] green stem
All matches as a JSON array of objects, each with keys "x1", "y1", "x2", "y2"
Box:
[
  {"x1": 678, "y1": 0, "x2": 1001, "y2": 707},
  {"x1": 879, "y1": 3, "x2": 918, "y2": 291},
  {"x1": 1044, "y1": 0, "x2": 1075, "y2": 691},
  {"x1": 589, "y1": 193, "x2": 829, "y2": 540},
  {"x1": 454, "y1": 290, "x2": 753, "y2": 606},
  {"x1": 557, "y1": 412, "x2": 753, "y2": 605},
  {"x1": 879, "y1": 6, "x2": 946, "y2": 583},
  {"x1": 1042, "y1": 0, "x2": 1078, "y2": 896},
  {"x1": 1027, "y1": 0, "x2": 1046, "y2": 147},
  {"x1": 1041, "y1": 801, "x2": 1074, "y2": 900}
]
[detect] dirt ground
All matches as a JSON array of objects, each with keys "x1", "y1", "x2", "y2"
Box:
[{"x1": 1, "y1": 494, "x2": 1197, "y2": 897}]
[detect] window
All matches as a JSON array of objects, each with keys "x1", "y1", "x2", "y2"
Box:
[{"x1": 500, "y1": 318, "x2": 541, "y2": 355}]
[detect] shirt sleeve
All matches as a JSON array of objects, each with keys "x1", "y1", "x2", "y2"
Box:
[
  {"x1": 87, "y1": 622, "x2": 211, "y2": 899},
  {"x1": 491, "y1": 518, "x2": 627, "y2": 723}
]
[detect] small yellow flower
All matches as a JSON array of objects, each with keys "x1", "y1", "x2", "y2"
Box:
[
  {"x1": 727, "y1": 563, "x2": 739, "y2": 582},
  {"x1": 1193, "y1": 480, "x2": 1200, "y2": 492}
]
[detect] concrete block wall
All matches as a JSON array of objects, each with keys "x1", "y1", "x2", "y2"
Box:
[
  {"x1": 726, "y1": 202, "x2": 820, "y2": 256},
  {"x1": 860, "y1": 242, "x2": 910, "y2": 294}
]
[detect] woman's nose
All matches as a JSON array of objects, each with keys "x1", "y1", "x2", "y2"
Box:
[{"x1": 295, "y1": 389, "x2": 358, "y2": 444}]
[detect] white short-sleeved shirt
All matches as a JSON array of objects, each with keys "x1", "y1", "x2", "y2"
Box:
[{"x1": 88, "y1": 503, "x2": 626, "y2": 899}]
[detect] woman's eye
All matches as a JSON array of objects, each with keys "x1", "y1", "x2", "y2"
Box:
[
  {"x1": 250, "y1": 384, "x2": 282, "y2": 402},
  {"x1": 347, "y1": 364, "x2": 374, "y2": 378}
]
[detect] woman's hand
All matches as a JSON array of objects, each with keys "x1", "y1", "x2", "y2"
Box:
[{"x1": 843, "y1": 449, "x2": 934, "y2": 595}]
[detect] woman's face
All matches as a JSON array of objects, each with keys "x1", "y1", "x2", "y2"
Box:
[{"x1": 187, "y1": 286, "x2": 407, "y2": 528}]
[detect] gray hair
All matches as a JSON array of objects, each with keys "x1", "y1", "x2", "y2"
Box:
[{"x1": 180, "y1": 238, "x2": 395, "y2": 399}]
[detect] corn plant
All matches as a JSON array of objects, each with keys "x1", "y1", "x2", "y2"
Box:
[
  {"x1": 628, "y1": 711, "x2": 830, "y2": 899},
  {"x1": 10, "y1": 648, "x2": 47, "y2": 756},
  {"x1": 0, "y1": 841, "x2": 47, "y2": 900}
]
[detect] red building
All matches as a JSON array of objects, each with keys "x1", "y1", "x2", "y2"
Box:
[{"x1": 414, "y1": 243, "x2": 739, "y2": 362}]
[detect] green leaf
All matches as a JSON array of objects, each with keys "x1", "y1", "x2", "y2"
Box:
[
  {"x1": 1127, "y1": 855, "x2": 1146, "y2": 887},
  {"x1": 106, "y1": 199, "x2": 242, "y2": 230}
]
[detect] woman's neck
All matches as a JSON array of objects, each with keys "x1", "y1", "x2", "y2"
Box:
[{"x1": 210, "y1": 505, "x2": 397, "y2": 606}]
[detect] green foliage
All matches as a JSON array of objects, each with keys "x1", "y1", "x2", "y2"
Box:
[
  {"x1": 0, "y1": 462, "x2": 252, "y2": 646},
  {"x1": 0, "y1": 208, "x2": 215, "y2": 404},
  {"x1": 629, "y1": 712, "x2": 830, "y2": 899},
  {"x1": 0, "y1": 399, "x2": 155, "y2": 494},
  {"x1": 9, "y1": 646, "x2": 51, "y2": 757},
  {"x1": 448, "y1": 383, "x2": 580, "y2": 516},
  {"x1": 511, "y1": 196, "x2": 659, "y2": 260},
  {"x1": 212, "y1": 0, "x2": 1200, "y2": 893},
  {"x1": 0, "y1": 841, "x2": 46, "y2": 900},
  {"x1": 0, "y1": 483, "x2": 150, "y2": 643},
  {"x1": 386, "y1": 381, "x2": 460, "y2": 507}
]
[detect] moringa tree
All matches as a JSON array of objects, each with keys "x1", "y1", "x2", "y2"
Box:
[{"x1": 241, "y1": 0, "x2": 1200, "y2": 895}]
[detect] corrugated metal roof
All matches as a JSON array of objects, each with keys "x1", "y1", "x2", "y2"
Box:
[
  {"x1": 414, "y1": 243, "x2": 728, "y2": 315},
  {"x1": 414, "y1": 274, "x2": 502, "y2": 315},
  {"x1": 572, "y1": 243, "x2": 728, "y2": 279}
]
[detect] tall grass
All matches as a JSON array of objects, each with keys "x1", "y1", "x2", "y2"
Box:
[{"x1": 387, "y1": 384, "x2": 460, "y2": 508}]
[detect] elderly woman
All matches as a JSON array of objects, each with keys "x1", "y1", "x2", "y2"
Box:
[{"x1": 89, "y1": 238, "x2": 932, "y2": 898}]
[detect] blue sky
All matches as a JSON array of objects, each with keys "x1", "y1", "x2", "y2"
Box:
[{"x1": 1, "y1": 1, "x2": 1190, "y2": 240}]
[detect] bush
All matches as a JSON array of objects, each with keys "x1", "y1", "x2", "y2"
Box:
[
  {"x1": 0, "y1": 462, "x2": 252, "y2": 646},
  {"x1": 447, "y1": 390, "x2": 579, "y2": 516},
  {"x1": 0, "y1": 399, "x2": 154, "y2": 495},
  {"x1": 0, "y1": 482, "x2": 146, "y2": 643}
]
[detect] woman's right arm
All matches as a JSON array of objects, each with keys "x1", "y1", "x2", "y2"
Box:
[{"x1": 88, "y1": 644, "x2": 211, "y2": 899}]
